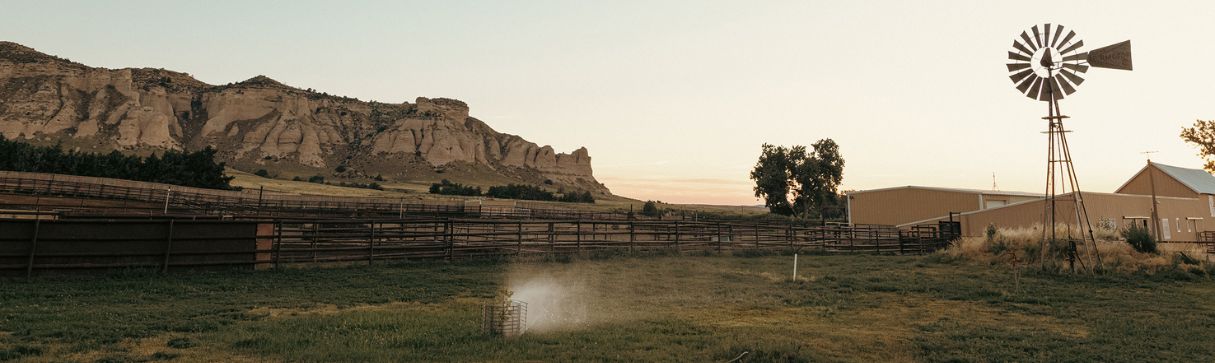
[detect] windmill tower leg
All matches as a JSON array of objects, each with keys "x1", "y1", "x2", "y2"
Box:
[{"x1": 1039, "y1": 70, "x2": 1102, "y2": 272}]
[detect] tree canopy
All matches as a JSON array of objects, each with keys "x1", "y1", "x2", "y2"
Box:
[
  {"x1": 749, "y1": 139, "x2": 845, "y2": 218},
  {"x1": 0, "y1": 135, "x2": 234, "y2": 189},
  {"x1": 1181, "y1": 120, "x2": 1215, "y2": 172}
]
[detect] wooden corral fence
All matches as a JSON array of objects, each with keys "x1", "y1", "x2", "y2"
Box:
[
  {"x1": 0, "y1": 171, "x2": 628, "y2": 220},
  {"x1": 1, "y1": 218, "x2": 954, "y2": 276}
]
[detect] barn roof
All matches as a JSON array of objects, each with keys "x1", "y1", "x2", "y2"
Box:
[{"x1": 1150, "y1": 162, "x2": 1215, "y2": 195}]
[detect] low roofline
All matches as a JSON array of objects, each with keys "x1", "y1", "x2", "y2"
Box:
[
  {"x1": 847, "y1": 185, "x2": 1042, "y2": 198},
  {"x1": 895, "y1": 190, "x2": 1201, "y2": 228}
]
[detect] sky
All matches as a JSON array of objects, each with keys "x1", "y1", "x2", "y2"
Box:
[{"x1": 2, "y1": 1, "x2": 1214, "y2": 205}]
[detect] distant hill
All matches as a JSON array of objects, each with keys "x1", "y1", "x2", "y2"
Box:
[{"x1": 0, "y1": 41, "x2": 609, "y2": 195}]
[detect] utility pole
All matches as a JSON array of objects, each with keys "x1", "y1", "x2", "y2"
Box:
[{"x1": 1143, "y1": 151, "x2": 1160, "y2": 242}]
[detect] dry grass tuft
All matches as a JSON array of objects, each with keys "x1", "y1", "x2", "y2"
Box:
[{"x1": 944, "y1": 224, "x2": 1213, "y2": 276}]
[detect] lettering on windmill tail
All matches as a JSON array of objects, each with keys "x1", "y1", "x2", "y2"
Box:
[{"x1": 1087, "y1": 41, "x2": 1133, "y2": 70}]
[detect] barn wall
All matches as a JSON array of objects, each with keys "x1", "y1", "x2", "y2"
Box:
[
  {"x1": 954, "y1": 193, "x2": 1210, "y2": 241},
  {"x1": 848, "y1": 188, "x2": 981, "y2": 226},
  {"x1": 1116, "y1": 165, "x2": 1200, "y2": 198}
]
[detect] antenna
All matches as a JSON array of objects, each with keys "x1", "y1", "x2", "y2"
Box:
[
  {"x1": 1006, "y1": 24, "x2": 1133, "y2": 272},
  {"x1": 1140, "y1": 150, "x2": 1158, "y2": 161},
  {"x1": 992, "y1": 172, "x2": 999, "y2": 191}
]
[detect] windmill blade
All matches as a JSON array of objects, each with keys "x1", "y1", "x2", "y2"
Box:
[
  {"x1": 1060, "y1": 40, "x2": 1085, "y2": 54},
  {"x1": 1013, "y1": 40, "x2": 1034, "y2": 55},
  {"x1": 1058, "y1": 30, "x2": 1077, "y2": 47},
  {"x1": 1043, "y1": 24, "x2": 1052, "y2": 49},
  {"x1": 1006, "y1": 63, "x2": 1031, "y2": 72},
  {"x1": 1020, "y1": 32, "x2": 1038, "y2": 51},
  {"x1": 1062, "y1": 63, "x2": 1089, "y2": 73},
  {"x1": 1050, "y1": 25, "x2": 1064, "y2": 48},
  {"x1": 1060, "y1": 68, "x2": 1086, "y2": 86},
  {"x1": 1009, "y1": 68, "x2": 1035, "y2": 84},
  {"x1": 1088, "y1": 40, "x2": 1133, "y2": 70},
  {"x1": 1016, "y1": 74, "x2": 1036, "y2": 93},
  {"x1": 1008, "y1": 51, "x2": 1031, "y2": 62},
  {"x1": 1062, "y1": 52, "x2": 1087, "y2": 62},
  {"x1": 1027, "y1": 77, "x2": 1044, "y2": 100},
  {"x1": 1054, "y1": 74, "x2": 1077, "y2": 95},
  {"x1": 1031, "y1": 25, "x2": 1043, "y2": 48}
]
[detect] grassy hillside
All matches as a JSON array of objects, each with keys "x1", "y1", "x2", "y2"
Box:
[
  {"x1": 229, "y1": 168, "x2": 771, "y2": 218},
  {"x1": 2, "y1": 254, "x2": 1212, "y2": 362}
]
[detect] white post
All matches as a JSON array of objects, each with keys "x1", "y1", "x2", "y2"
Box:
[
  {"x1": 163, "y1": 188, "x2": 171, "y2": 215},
  {"x1": 792, "y1": 253, "x2": 799, "y2": 281}
]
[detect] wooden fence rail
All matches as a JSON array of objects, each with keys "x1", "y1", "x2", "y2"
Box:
[
  {"x1": 0, "y1": 171, "x2": 637, "y2": 220},
  {"x1": 1, "y1": 218, "x2": 953, "y2": 276}
]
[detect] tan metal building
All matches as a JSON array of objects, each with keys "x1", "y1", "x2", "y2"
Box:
[
  {"x1": 846, "y1": 186, "x2": 1041, "y2": 226},
  {"x1": 848, "y1": 162, "x2": 1215, "y2": 241}
]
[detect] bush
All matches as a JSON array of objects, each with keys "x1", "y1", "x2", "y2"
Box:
[
  {"x1": 985, "y1": 224, "x2": 997, "y2": 241},
  {"x1": 292, "y1": 176, "x2": 302, "y2": 181},
  {"x1": 254, "y1": 169, "x2": 270, "y2": 178},
  {"x1": 429, "y1": 179, "x2": 481, "y2": 196},
  {"x1": 307, "y1": 175, "x2": 325, "y2": 184},
  {"x1": 485, "y1": 184, "x2": 555, "y2": 201},
  {"x1": 335, "y1": 165, "x2": 347, "y2": 173},
  {"x1": 641, "y1": 201, "x2": 661, "y2": 217},
  {"x1": 1121, "y1": 223, "x2": 1157, "y2": 254}
]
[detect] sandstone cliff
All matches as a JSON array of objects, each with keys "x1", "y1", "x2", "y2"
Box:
[{"x1": 0, "y1": 42, "x2": 607, "y2": 194}]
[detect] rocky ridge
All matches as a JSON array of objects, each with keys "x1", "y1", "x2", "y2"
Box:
[{"x1": 0, "y1": 42, "x2": 606, "y2": 194}]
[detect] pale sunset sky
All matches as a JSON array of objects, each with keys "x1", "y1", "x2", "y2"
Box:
[{"x1": 3, "y1": 1, "x2": 1213, "y2": 205}]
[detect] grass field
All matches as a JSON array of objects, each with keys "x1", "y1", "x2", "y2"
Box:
[
  {"x1": 228, "y1": 168, "x2": 771, "y2": 218},
  {"x1": 2, "y1": 254, "x2": 1213, "y2": 362}
]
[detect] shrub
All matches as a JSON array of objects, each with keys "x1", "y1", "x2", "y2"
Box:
[
  {"x1": 254, "y1": 169, "x2": 270, "y2": 178},
  {"x1": 985, "y1": 223, "x2": 997, "y2": 242},
  {"x1": 292, "y1": 176, "x2": 302, "y2": 181},
  {"x1": 641, "y1": 201, "x2": 661, "y2": 217},
  {"x1": 307, "y1": 175, "x2": 325, "y2": 184},
  {"x1": 428, "y1": 179, "x2": 481, "y2": 196},
  {"x1": 335, "y1": 165, "x2": 347, "y2": 173},
  {"x1": 1121, "y1": 223, "x2": 1157, "y2": 254}
]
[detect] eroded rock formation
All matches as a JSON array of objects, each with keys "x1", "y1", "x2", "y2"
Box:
[{"x1": 0, "y1": 42, "x2": 608, "y2": 194}]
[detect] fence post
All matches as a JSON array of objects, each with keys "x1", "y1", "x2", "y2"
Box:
[
  {"x1": 716, "y1": 223, "x2": 723, "y2": 253},
  {"x1": 368, "y1": 222, "x2": 376, "y2": 265},
  {"x1": 516, "y1": 222, "x2": 523, "y2": 255},
  {"x1": 576, "y1": 220, "x2": 582, "y2": 253},
  {"x1": 25, "y1": 219, "x2": 42, "y2": 279},
  {"x1": 674, "y1": 221, "x2": 681, "y2": 251},
  {"x1": 273, "y1": 222, "x2": 282, "y2": 270},
  {"x1": 872, "y1": 229, "x2": 878, "y2": 255},
  {"x1": 444, "y1": 220, "x2": 454, "y2": 261},
  {"x1": 629, "y1": 221, "x2": 636, "y2": 254},
  {"x1": 311, "y1": 223, "x2": 320, "y2": 262},
  {"x1": 547, "y1": 222, "x2": 556, "y2": 257},
  {"x1": 787, "y1": 225, "x2": 793, "y2": 248},
  {"x1": 161, "y1": 220, "x2": 175, "y2": 273},
  {"x1": 755, "y1": 222, "x2": 761, "y2": 249},
  {"x1": 898, "y1": 230, "x2": 905, "y2": 255}
]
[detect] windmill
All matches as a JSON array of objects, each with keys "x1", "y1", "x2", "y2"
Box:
[{"x1": 1005, "y1": 24, "x2": 1132, "y2": 272}]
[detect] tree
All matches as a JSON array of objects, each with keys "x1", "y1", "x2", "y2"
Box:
[
  {"x1": 791, "y1": 139, "x2": 845, "y2": 219},
  {"x1": 1181, "y1": 120, "x2": 1215, "y2": 172},
  {"x1": 749, "y1": 140, "x2": 846, "y2": 218},
  {"x1": 749, "y1": 144, "x2": 794, "y2": 215}
]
